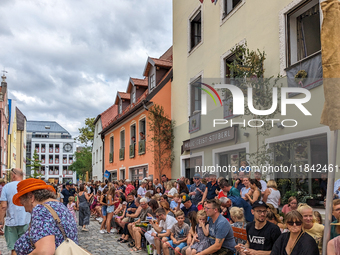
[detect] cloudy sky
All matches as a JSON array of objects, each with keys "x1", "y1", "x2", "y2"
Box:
[{"x1": 0, "y1": 0, "x2": 172, "y2": 137}]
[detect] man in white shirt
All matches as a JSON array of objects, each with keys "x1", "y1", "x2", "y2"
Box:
[
  {"x1": 145, "y1": 207, "x2": 177, "y2": 255},
  {"x1": 137, "y1": 180, "x2": 148, "y2": 198}
]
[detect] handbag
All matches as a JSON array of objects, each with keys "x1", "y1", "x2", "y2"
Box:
[{"x1": 42, "y1": 203, "x2": 92, "y2": 255}]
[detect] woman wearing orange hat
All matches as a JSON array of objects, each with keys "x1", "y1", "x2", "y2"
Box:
[{"x1": 12, "y1": 178, "x2": 78, "y2": 255}]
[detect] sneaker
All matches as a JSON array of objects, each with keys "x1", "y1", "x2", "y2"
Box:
[
  {"x1": 99, "y1": 229, "x2": 105, "y2": 234},
  {"x1": 96, "y1": 217, "x2": 101, "y2": 221},
  {"x1": 82, "y1": 228, "x2": 89, "y2": 232},
  {"x1": 98, "y1": 219, "x2": 103, "y2": 223},
  {"x1": 110, "y1": 228, "x2": 117, "y2": 233}
]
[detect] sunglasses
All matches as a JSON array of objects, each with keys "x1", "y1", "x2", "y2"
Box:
[
  {"x1": 287, "y1": 221, "x2": 302, "y2": 226},
  {"x1": 11, "y1": 168, "x2": 17, "y2": 175},
  {"x1": 193, "y1": 178, "x2": 200, "y2": 180}
]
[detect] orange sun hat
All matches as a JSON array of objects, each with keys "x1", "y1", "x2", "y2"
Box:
[{"x1": 13, "y1": 178, "x2": 56, "y2": 206}]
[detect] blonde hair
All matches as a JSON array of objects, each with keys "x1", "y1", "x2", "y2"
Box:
[
  {"x1": 175, "y1": 210, "x2": 185, "y2": 218},
  {"x1": 297, "y1": 203, "x2": 316, "y2": 223},
  {"x1": 196, "y1": 210, "x2": 207, "y2": 221},
  {"x1": 267, "y1": 180, "x2": 277, "y2": 189},
  {"x1": 230, "y1": 207, "x2": 245, "y2": 222},
  {"x1": 153, "y1": 194, "x2": 161, "y2": 201},
  {"x1": 165, "y1": 182, "x2": 173, "y2": 191},
  {"x1": 68, "y1": 196, "x2": 75, "y2": 203}
]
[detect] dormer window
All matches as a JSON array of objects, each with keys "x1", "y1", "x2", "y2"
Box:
[
  {"x1": 119, "y1": 100, "x2": 122, "y2": 114},
  {"x1": 150, "y1": 74, "x2": 155, "y2": 90},
  {"x1": 131, "y1": 87, "x2": 136, "y2": 103}
]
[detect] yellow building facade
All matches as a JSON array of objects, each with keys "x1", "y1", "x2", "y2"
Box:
[{"x1": 172, "y1": 0, "x2": 340, "y2": 197}]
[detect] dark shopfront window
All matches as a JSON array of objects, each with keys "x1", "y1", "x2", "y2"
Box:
[
  {"x1": 185, "y1": 156, "x2": 202, "y2": 182},
  {"x1": 218, "y1": 150, "x2": 246, "y2": 180},
  {"x1": 274, "y1": 136, "x2": 328, "y2": 203}
]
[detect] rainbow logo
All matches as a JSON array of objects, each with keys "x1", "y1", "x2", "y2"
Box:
[{"x1": 198, "y1": 82, "x2": 223, "y2": 106}]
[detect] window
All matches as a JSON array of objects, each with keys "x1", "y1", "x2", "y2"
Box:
[
  {"x1": 150, "y1": 74, "x2": 155, "y2": 90},
  {"x1": 139, "y1": 119, "x2": 146, "y2": 140},
  {"x1": 190, "y1": 11, "x2": 201, "y2": 50},
  {"x1": 109, "y1": 136, "x2": 114, "y2": 163},
  {"x1": 287, "y1": 1, "x2": 320, "y2": 66},
  {"x1": 120, "y1": 130, "x2": 125, "y2": 149},
  {"x1": 119, "y1": 100, "x2": 122, "y2": 114},
  {"x1": 131, "y1": 87, "x2": 136, "y2": 103},
  {"x1": 96, "y1": 149, "x2": 98, "y2": 163},
  {"x1": 223, "y1": 0, "x2": 242, "y2": 17},
  {"x1": 130, "y1": 124, "x2": 136, "y2": 144},
  {"x1": 190, "y1": 77, "x2": 202, "y2": 116}
]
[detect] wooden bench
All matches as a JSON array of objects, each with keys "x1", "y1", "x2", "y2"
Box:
[{"x1": 232, "y1": 227, "x2": 247, "y2": 241}]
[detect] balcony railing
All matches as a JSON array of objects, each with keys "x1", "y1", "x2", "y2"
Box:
[
  {"x1": 35, "y1": 148, "x2": 39, "y2": 153},
  {"x1": 41, "y1": 148, "x2": 45, "y2": 153},
  {"x1": 49, "y1": 159, "x2": 53, "y2": 164},
  {"x1": 41, "y1": 159, "x2": 45, "y2": 164},
  {"x1": 55, "y1": 159, "x2": 59, "y2": 164},
  {"x1": 49, "y1": 148, "x2": 53, "y2": 153},
  {"x1": 63, "y1": 159, "x2": 67, "y2": 164},
  {"x1": 69, "y1": 159, "x2": 73, "y2": 164},
  {"x1": 119, "y1": 148, "x2": 125, "y2": 160},
  {"x1": 130, "y1": 144, "x2": 135, "y2": 158},
  {"x1": 109, "y1": 153, "x2": 113, "y2": 163},
  {"x1": 138, "y1": 140, "x2": 146, "y2": 155}
]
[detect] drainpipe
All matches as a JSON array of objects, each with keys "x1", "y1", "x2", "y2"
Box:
[{"x1": 101, "y1": 135, "x2": 105, "y2": 182}]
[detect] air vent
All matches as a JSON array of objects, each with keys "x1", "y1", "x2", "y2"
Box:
[{"x1": 45, "y1": 126, "x2": 50, "y2": 129}]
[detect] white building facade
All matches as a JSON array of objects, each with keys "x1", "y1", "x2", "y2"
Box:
[
  {"x1": 92, "y1": 116, "x2": 103, "y2": 181},
  {"x1": 26, "y1": 121, "x2": 76, "y2": 184}
]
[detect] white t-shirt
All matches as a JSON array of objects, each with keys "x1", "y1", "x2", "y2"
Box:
[
  {"x1": 260, "y1": 180, "x2": 267, "y2": 192},
  {"x1": 137, "y1": 186, "x2": 147, "y2": 198},
  {"x1": 168, "y1": 187, "x2": 178, "y2": 196},
  {"x1": 159, "y1": 214, "x2": 177, "y2": 231},
  {"x1": 266, "y1": 188, "x2": 281, "y2": 208}
]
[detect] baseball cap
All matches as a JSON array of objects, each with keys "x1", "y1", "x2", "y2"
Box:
[
  {"x1": 182, "y1": 194, "x2": 191, "y2": 203},
  {"x1": 252, "y1": 201, "x2": 269, "y2": 209},
  {"x1": 193, "y1": 173, "x2": 202, "y2": 179},
  {"x1": 66, "y1": 182, "x2": 71, "y2": 186}
]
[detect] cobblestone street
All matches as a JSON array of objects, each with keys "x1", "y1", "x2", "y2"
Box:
[{"x1": 0, "y1": 217, "x2": 148, "y2": 255}]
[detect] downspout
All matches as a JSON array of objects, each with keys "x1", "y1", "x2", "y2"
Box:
[{"x1": 101, "y1": 135, "x2": 105, "y2": 182}]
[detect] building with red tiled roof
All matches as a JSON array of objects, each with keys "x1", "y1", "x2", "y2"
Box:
[
  {"x1": 98, "y1": 47, "x2": 173, "y2": 182},
  {"x1": 0, "y1": 74, "x2": 8, "y2": 177}
]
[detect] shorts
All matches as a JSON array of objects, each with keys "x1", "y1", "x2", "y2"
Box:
[
  {"x1": 167, "y1": 240, "x2": 187, "y2": 250},
  {"x1": 102, "y1": 205, "x2": 107, "y2": 216},
  {"x1": 5, "y1": 224, "x2": 29, "y2": 250},
  {"x1": 107, "y1": 205, "x2": 115, "y2": 213},
  {"x1": 211, "y1": 247, "x2": 234, "y2": 255}
]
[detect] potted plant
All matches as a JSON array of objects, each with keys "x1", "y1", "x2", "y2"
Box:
[{"x1": 305, "y1": 195, "x2": 317, "y2": 206}]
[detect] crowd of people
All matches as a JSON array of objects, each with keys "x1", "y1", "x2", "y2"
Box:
[{"x1": 0, "y1": 168, "x2": 339, "y2": 254}]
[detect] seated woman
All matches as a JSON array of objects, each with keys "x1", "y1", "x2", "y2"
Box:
[
  {"x1": 271, "y1": 210, "x2": 319, "y2": 255},
  {"x1": 281, "y1": 196, "x2": 298, "y2": 215},
  {"x1": 245, "y1": 179, "x2": 262, "y2": 204},
  {"x1": 327, "y1": 235, "x2": 340, "y2": 255},
  {"x1": 263, "y1": 180, "x2": 281, "y2": 213},
  {"x1": 118, "y1": 198, "x2": 141, "y2": 244},
  {"x1": 130, "y1": 198, "x2": 153, "y2": 252},
  {"x1": 13, "y1": 179, "x2": 78, "y2": 255}
]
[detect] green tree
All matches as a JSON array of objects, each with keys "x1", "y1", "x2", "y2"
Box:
[
  {"x1": 68, "y1": 147, "x2": 92, "y2": 180},
  {"x1": 148, "y1": 105, "x2": 175, "y2": 181},
  {"x1": 27, "y1": 149, "x2": 42, "y2": 178},
  {"x1": 75, "y1": 117, "x2": 95, "y2": 146}
]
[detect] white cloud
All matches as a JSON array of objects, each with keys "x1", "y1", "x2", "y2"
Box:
[{"x1": 0, "y1": 0, "x2": 172, "y2": 137}]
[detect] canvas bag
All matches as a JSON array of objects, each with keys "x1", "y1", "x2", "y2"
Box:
[{"x1": 40, "y1": 203, "x2": 92, "y2": 255}]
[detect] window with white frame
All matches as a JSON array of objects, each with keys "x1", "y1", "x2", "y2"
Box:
[
  {"x1": 119, "y1": 99, "x2": 122, "y2": 114},
  {"x1": 139, "y1": 119, "x2": 146, "y2": 141},
  {"x1": 120, "y1": 130, "x2": 125, "y2": 149},
  {"x1": 223, "y1": 0, "x2": 242, "y2": 17},
  {"x1": 190, "y1": 77, "x2": 202, "y2": 116},
  {"x1": 190, "y1": 10, "x2": 201, "y2": 50},
  {"x1": 130, "y1": 124, "x2": 136, "y2": 144},
  {"x1": 287, "y1": 0, "x2": 320, "y2": 66},
  {"x1": 150, "y1": 74, "x2": 155, "y2": 90},
  {"x1": 131, "y1": 87, "x2": 136, "y2": 103}
]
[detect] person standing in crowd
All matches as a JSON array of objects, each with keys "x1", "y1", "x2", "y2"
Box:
[
  {"x1": 124, "y1": 179, "x2": 135, "y2": 197},
  {"x1": 0, "y1": 169, "x2": 30, "y2": 255},
  {"x1": 218, "y1": 179, "x2": 240, "y2": 198},
  {"x1": 254, "y1": 170, "x2": 267, "y2": 195},
  {"x1": 117, "y1": 179, "x2": 126, "y2": 194},
  {"x1": 69, "y1": 183, "x2": 76, "y2": 196},
  {"x1": 13, "y1": 178, "x2": 78, "y2": 255},
  {"x1": 270, "y1": 211, "x2": 319, "y2": 255},
  {"x1": 99, "y1": 188, "x2": 108, "y2": 233},
  {"x1": 167, "y1": 181, "x2": 178, "y2": 198},
  {"x1": 178, "y1": 181, "x2": 189, "y2": 194},
  {"x1": 106, "y1": 187, "x2": 116, "y2": 234},
  {"x1": 189, "y1": 174, "x2": 206, "y2": 206},
  {"x1": 154, "y1": 178, "x2": 163, "y2": 191},
  {"x1": 331, "y1": 199, "x2": 340, "y2": 239},
  {"x1": 77, "y1": 183, "x2": 92, "y2": 232},
  {"x1": 0, "y1": 179, "x2": 6, "y2": 197},
  {"x1": 161, "y1": 174, "x2": 169, "y2": 193},
  {"x1": 61, "y1": 182, "x2": 72, "y2": 207},
  {"x1": 134, "y1": 179, "x2": 140, "y2": 191},
  {"x1": 137, "y1": 180, "x2": 147, "y2": 198},
  {"x1": 235, "y1": 201, "x2": 281, "y2": 254},
  {"x1": 281, "y1": 196, "x2": 298, "y2": 215},
  {"x1": 146, "y1": 180, "x2": 155, "y2": 195},
  {"x1": 240, "y1": 177, "x2": 252, "y2": 202},
  {"x1": 200, "y1": 174, "x2": 219, "y2": 204},
  {"x1": 196, "y1": 199, "x2": 236, "y2": 255},
  {"x1": 235, "y1": 171, "x2": 246, "y2": 192},
  {"x1": 297, "y1": 204, "x2": 324, "y2": 254},
  {"x1": 263, "y1": 180, "x2": 281, "y2": 213}
]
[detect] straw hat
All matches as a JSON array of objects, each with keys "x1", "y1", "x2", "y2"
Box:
[{"x1": 13, "y1": 179, "x2": 56, "y2": 206}]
